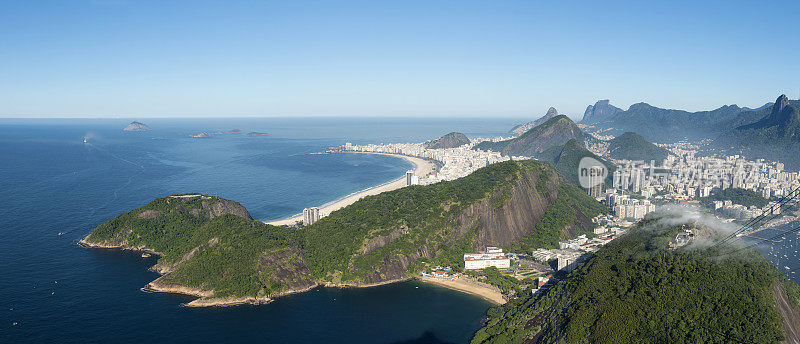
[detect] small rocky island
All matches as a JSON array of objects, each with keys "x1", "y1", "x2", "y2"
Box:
[{"x1": 123, "y1": 121, "x2": 151, "y2": 131}]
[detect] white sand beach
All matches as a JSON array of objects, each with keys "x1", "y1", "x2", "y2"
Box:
[
  {"x1": 417, "y1": 276, "x2": 507, "y2": 305},
  {"x1": 265, "y1": 152, "x2": 436, "y2": 226}
]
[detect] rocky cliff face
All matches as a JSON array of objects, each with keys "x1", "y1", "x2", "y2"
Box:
[
  {"x1": 350, "y1": 163, "x2": 598, "y2": 284},
  {"x1": 509, "y1": 107, "x2": 560, "y2": 136},
  {"x1": 581, "y1": 99, "x2": 622, "y2": 124}
]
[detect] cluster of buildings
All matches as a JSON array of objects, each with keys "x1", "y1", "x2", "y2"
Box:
[
  {"x1": 712, "y1": 200, "x2": 780, "y2": 220},
  {"x1": 463, "y1": 247, "x2": 511, "y2": 270},
  {"x1": 613, "y1": 145, "x2": 799, "y2": 203},
  {"x1": 530, "y1": 227, "x2": 624, "y2": 272},
  {"x1": 605, "y1": 191, "x2": 657, "y2": 220},
  {"x1": 335, "y1": 140, "x2": 514, "y2": 184}
]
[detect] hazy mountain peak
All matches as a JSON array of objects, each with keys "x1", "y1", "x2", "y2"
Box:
[
  {"x1": 581, "y1": 99, "x2": 622, "y2": 124},
  {"x1": 508, "y1": 106, "x2": 561, "y2": 136}
]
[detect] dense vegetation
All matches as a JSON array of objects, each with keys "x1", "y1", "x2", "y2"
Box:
[
  {"x1": 607, "y1": 131, "x2": 671, "y2": 162},
  {"x1": 85, "y1": 196, "x2": 304, "y2": 298},
  {"x1": 534, "y1": 139, "x2": 616, "y2": 188},
  {"x1": 85, "y1": 160, "x2": 606, "y2": 302},
  {"x1": 423, "y1": 131, "x2": 471, "y2": 149},
  {"x1": 472, "y1": 216, "x2": 800, "y2": 344},
  {"x1": 701, "y1": 187, "x2": 769, "y2": 208}
]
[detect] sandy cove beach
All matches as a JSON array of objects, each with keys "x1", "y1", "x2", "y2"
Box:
[
  {"x1": 417, "y1": 276, "x2": 507, "y2": 305},
  {"x1": 266, "y1": 152, "x2": 437, "y2": 226}
]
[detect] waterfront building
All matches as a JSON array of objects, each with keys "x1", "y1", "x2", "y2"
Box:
[
  {"x1": 303, "y1": 207, "x2": 320, "y2": 225},
  {"x1": 464, "y1": 247, "x2": 511, "y2": 270},
  {"x1": 406, "y1": 170, "x2": 414, "y2": 186}
]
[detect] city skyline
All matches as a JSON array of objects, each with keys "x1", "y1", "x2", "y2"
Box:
[{"x1": 2, "y1": 0, "x2": 799, "y2": 118}]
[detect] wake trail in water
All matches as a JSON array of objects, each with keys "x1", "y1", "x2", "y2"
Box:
[{"x1": 79, "y1": 143, "x2": 147, "y2": 228}]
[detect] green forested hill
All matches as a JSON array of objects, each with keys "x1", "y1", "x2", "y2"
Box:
[
  {"x1": 471, "y1": 215, "x2": 800, "y2": 344},
  {"x1": 83, "y1": 160, "x2": 606, "y2": 304},
  {"x1": 475, "y1": 116, "x2": 595, "y2": 157},
  {"x1": 701, "y1": 187, "x2": 769, "y2": 208},
  {"x1": 535, "y1": 139, "x2": 615, "y2": 187},
  {"x1": 607, "y1": 131, "x2": 671, "y2": 162}
]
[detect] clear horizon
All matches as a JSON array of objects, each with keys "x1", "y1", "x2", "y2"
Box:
[{"x1": 2, "y1": 0, "x2": 799, "y2": 119}]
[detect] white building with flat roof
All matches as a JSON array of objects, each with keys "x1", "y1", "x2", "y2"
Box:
[{"x1": 464, "y1": 247, "x2": 510, "y2": 270}]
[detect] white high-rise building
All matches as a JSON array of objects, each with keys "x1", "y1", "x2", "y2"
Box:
[
  {"x1": 303, "y1": 207, "x2": 320, "y2": 225},
  {"x1": 406, "y1": 170, "x2": 414, "y2": 186}
]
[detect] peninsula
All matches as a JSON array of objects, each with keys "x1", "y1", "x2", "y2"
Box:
[{"x1": 80, "y1": 160, "x2": 605, "y2": 307}]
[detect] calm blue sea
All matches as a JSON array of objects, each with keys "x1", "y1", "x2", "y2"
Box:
[{"x1": 0, "y1": 117, "x2": 515, "y2": 344}]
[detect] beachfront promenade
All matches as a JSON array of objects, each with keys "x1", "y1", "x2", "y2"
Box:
[{"x1": 265, "y1": 152, "x2": 436, "y2": 226}]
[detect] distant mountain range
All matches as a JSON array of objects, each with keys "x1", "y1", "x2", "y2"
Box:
[
  {"x1": 581, "y1": 94, "x2": 800, "y2": 169},
  {"x1": 476, "y1": 115, "x2": 595, "y2": 156},
  {"x1": 580, "y1": 99, "x2": 770, "y2": 142},
  {"x1": 424, "y1": 132, "x2": 470, "y2": 149},
  {"x1": 508, "y1": 107, "x2": 561, "y2": 136}
]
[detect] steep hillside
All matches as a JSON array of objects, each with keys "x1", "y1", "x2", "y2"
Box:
[
  {"x1": 81, "y1": 161, "x2": 606, "y2": 306},
  {"x1": 607, "y1": 132, "x2": 671, "y2": 162},
  {"x1": 476, "y1": 116, "x2": 595, "y2": 157},
  {"x1": 535, "y1": 139, "x2": 615, "y2": 187},
  {"x1": 724, "y1": 95, "x2": 800, "y2": 169},
  {"x1": 424, "y1": 132, "x2": 471, "y2": 149},
  {"x1": 472, "y1": 214, "x2": 800, "y2": 344},
  {"x1": 580, "y1": 100, "x2": 622, "y2": 124},
  {"x1": 509, "y1": 107, "x2": 561, "y2": 136}
]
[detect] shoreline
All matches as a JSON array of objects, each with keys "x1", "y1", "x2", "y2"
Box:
[
  {"x1": 265, "y1": 152, "x2": 436, "y2": 226},
  {"x1": 416, "y1": 276, "x2": 507, "y2": 305},
  {"x1": 80, "y1": 238, "x2": 506, "y2": 307}
]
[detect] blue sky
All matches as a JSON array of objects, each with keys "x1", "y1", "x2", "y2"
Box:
[{"x1": 1, "y1": 0, "x2": 798, "y2": 118}]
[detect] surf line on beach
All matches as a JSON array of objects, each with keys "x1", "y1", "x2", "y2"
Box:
[{"x1": 264, "y1": 152, "x2": 436, "y2": 226}]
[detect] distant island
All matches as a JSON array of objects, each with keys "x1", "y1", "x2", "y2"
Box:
[
  {"x1": 123, "y1": 121, "x2": 151, "y2": 131},
  {"x1": 190, "y1": 129, "x2": 268, "y2": 138},
  {"x1": 190, "y1": 132, "x2": 214, "y2": 138}
]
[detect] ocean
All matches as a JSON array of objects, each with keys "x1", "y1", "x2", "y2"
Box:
[
  {"x1": 4, "y1": 117, "x2": 799, "y2": 343},
  {"x1": 0, "y1": 117, "x2": 515, "y2": 344}
]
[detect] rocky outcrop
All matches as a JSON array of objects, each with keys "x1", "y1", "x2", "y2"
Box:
[
  {"x1": 509, "y1": 107, "x2": 560, "y2": 136},
  {"x1": 581, "y1": 100, "x2": 622, "y2": 124},
  {"x1": 477, "y1": 115, "x2": 593, "y2": 157},
  {"x1": 123, "y1": 121, "x2": 151, "y2": 131},
  {"x1": 457, "y1": 168, "x2": 558, "y2": 249},
  {"x1": 137, "y1": 210, "x2": 162, "y2": 219},
  {"x1": 201, "y1": 198, "x2": 252, "y2": 220}
]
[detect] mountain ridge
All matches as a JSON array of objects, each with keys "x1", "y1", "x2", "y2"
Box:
[{"x1": 477, "y1": 115, "x2": 595, "y2": 157}]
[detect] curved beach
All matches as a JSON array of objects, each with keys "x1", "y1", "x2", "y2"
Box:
[
  {"x1": 265, "y1": 152, "x2": 436, "y2": 226},
  {"x1": 417, "y1": 276, "x2": 507, "y2": 305}
]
